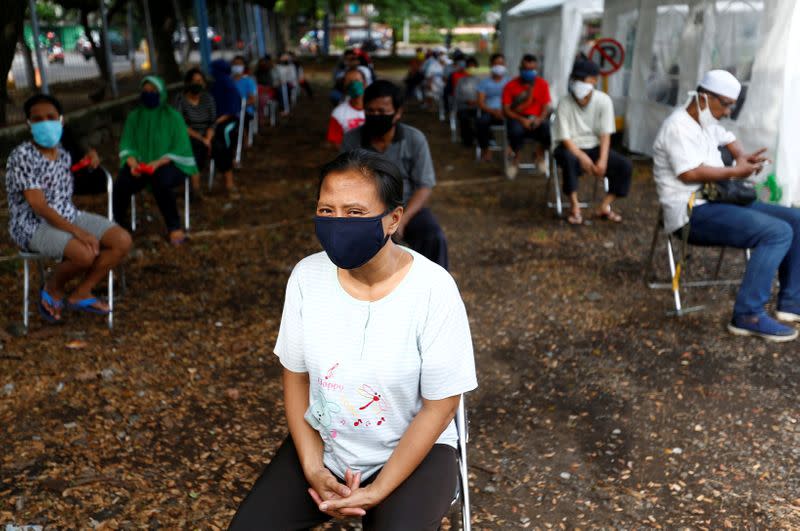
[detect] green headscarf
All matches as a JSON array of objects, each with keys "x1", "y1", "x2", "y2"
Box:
[{"x1": 119, "y1": 75, "x2": 198, "y2": 175}]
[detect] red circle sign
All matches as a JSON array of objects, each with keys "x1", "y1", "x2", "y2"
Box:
[{"x1": 589, "y1": 38, "x2": 625, "y2": 76}]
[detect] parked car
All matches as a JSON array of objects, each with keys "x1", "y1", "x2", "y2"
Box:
[
  {"x1": 345, "y1": 28, "x2": 391, "y2": 51},
  {"x1": 76, "y1": 30, "x2": 129, "y2": 59},
  {"x1": 172, "y1": 26, "x2": 223, "y2": 50}
]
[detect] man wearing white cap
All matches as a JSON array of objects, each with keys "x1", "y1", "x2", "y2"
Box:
[{"x1": 653, "y1": 69, "x2": 800, "y2": 342}]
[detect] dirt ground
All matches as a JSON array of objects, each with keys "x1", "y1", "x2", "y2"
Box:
[{"x1": 2, "y1": 63, "x2": 800, "y2": 530}]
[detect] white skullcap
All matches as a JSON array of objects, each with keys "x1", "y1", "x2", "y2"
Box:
[{"x1": 698, "y1": 69, "x2": 741, "y2": 100}]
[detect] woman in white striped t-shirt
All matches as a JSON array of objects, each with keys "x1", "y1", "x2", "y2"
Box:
[{"x1": 229, "y1": 149, "x2": 478, "y2": 530}]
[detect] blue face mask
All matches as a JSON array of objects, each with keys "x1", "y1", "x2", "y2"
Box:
[
  {"x1": 520, "y1": 69, "x2": 537, "y2": 83},
  {"x1": 30, "y1": 119, "x2": 63, "y2": 148},
  {"x1": 141, "y1": 91, "x2": 160, "y2": 108},
  {"x1": 314, "y1": 211, "x2": 390, "y2": 269}
]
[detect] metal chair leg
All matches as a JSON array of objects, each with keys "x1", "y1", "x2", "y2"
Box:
[
  {"x1": 235, "y1": 98, "x2": 246, "y2": 166},
  {"x1": 108, "y1": 270, "x2": 114, "y2": 329},
  {"x1": 714, "y1": 247, "x2": 727, "y2": 280},
  {"x1": 644, "y1": 213, "x2": 662, "y2": 285},
  {"x1": 208, "y1": 159, "x2": 215, "y2": 191},
  {"x1": 184, "y1": 177, "x2": 190, "y2": 231},
  {"x1": 666, "y1": 236, "x2": 683, "y2": 313},
  {"x1": 456, "y1": 396, "x2": 471, "y2": 531},
  {"x1": 553, "y1": 163, "x2": 563, "y2": 217},
  {"x1": 131, "y1": 196, "x2": 137, "y2": 232},
  {"x1": 23, "y1": 258, "x2": 30, "y2": 330}
]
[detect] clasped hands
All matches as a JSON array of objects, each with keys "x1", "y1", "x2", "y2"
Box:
[
  {"x1": 577, "y1": 151, "x2": 607, "y2": 178},
  {"x1": 306, "y1": 466, "x2": 383, "y2": 519}
]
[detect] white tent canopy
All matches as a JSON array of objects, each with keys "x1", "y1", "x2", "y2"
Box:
[
  {"x1": 602, "y1": 0, "x2": 800, "y2": 206},
  {"x1": 503, "y1": 0, "x2": 604, "y2": 102}
]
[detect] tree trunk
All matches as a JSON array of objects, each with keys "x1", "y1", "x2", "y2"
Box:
[
  {"x1": 18, "y1": 32, "x2": 36, "y2": 90},
  {"x1": 81, "y1": 8, "x2": 111, "y2": 102},
  {"x1": 149, "y1": 0, "x2": 180, "y2": 82},
  {"x1": 0, "y1": 0, "x2": 26, "y2": 125},
  {"x1": 391, "y1": 25, "x2": 398, "y2": 56}
]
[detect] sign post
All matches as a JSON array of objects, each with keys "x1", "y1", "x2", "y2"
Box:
[{"x1": 588, "y1": 38, "x2": 625, "y2": 93}]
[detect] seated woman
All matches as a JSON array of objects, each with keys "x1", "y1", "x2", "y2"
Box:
[
  {"x1": 174, "y1": 67, "x2": 216, "y2": 197},
  {"x1": 209, "y1": 59, "x2": 242, "y2": 196},
  {"x1": 229, "y1": 149, "x2": 477, "y2": 530},
  {"x1": 231, "y1": 55, "x2": 257, "y2": 125},
  {"x1": 5, "y1": 94, "x2": 131, "y2": 321},
  {"x1": 113, "y1": 76, "x2": 198, "y2": 246}
]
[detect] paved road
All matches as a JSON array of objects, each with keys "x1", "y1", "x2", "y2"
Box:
[{"x1": 8, "y1": 49, "x2": 242, "y2": 90}]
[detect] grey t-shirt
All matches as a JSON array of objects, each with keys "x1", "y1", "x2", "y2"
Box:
[{"x1": 341, "y1": 122, "x2": 436, "y2": 205}]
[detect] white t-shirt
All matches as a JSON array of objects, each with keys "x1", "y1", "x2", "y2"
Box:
[
  {"x1": 275, "y1": 248, "x2": 478, "y2": 480},
  {"x1": 327, "y1": 101, "x2": 365, "y2": 145},
  {"x1": 652, "y1": 108, "x2": 736, "y2": 233},
  {"x1": 553, "y1": 90, "x2": 616, "y2": 150}
]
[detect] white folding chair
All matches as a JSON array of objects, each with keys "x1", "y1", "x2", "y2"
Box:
[
  {"x1": 645, "y1": 206, "x2": 749, "y2": 315},
  {"x1": 448, "y1": 96, "x2": 458, "y2": 144},
  {"x1": 451, "y1": 394, "x2": 472, "y2": 531},
  {"x1": 546, "y1": 114, "x2": 606, "y2": 216},
  {"x1": 131, "y1": 174, "x2": 191, "y2": 232},
  {"x1": 21, "y1": 169, "x2": 115, "y2": 330}
]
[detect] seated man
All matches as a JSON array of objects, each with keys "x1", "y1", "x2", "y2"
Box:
[
  {"x1": 476, "y1": 53, "x2": 509, "y2": 161},
  {"x1": 341, "y1": 80, "x2": 448, "y2": 269},
  {"x1": 454, "y1": 57, "x2": 480, "y2": 147},
  {"x1": 326, "y1": 67, "x2": 366, "y2": 148},
  {"x1": 653, "y1": 70, "x2": 800, "y2": 342},
  {"x1": 502, "y1": 54, "x2": 552, "y2": 178},
  {"x1": 553, "y1": 58, "x2": 632, "y2": 225},
  {"x1": 5, "y1": 94, "x2": 131, "y2": 322}
]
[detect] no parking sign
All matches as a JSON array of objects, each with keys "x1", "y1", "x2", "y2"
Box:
[{"x1": 588, "y1": 38, "x2": 625, "y2": 76}]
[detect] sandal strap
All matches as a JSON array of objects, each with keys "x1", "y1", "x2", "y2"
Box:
[
  {"x1": 70, "y1": 297, "x2": 100, "y2": 308},
  {"x1": 40, "y1": 289, "x2": 64, "y2": 309}
]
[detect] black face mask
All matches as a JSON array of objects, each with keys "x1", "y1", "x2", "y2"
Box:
[
  {"x1": 363, "y1": 114, "x2": 395, "y2": 138},
  {"x1": 187, "y1": 83, "x2": 204, "y2": 95}
]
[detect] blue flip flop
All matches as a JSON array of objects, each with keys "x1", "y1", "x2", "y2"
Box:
[
  {"x1": 67, "y1": 297, "x2": 110, "y2": 315},
  {"x1": 38, "y1": 288, "x2": 64, "y2": 323}
]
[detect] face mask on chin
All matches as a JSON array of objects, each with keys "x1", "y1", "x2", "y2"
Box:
[{"x1": 692, "y1": 92, "x2": 719, "y2": 129}]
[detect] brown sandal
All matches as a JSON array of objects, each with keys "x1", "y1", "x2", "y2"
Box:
[
  {"x1": 597, "y1": 208, "x2": 622, "y2": 223},
  {"x1": 567, "y1": 212, "x2": 584, "y2": 225}
]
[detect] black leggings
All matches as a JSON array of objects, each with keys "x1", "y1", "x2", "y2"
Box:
[
  {"x1": 228, "y1": 437, "x2": 458, "y2": 531},
  {"x1": 113, "y1": 163, "x2": 187, "y2": 233},
  {"x1": 189, "y1": 137, "x2": 209, "y2": 172}
]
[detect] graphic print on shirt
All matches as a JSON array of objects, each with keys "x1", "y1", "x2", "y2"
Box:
[
  {"x1": 307, "y1": 360, "x2": 390, "y2": 434},
  {"x1": 305, "y1": 390, "x2": 342, "y2": 446},
  {"x1": 352, "y1": 384, "x2": 389, "y2": 428}
]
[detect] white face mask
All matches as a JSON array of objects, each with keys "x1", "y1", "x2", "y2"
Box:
[
  {"x1": 490, "y1": 65, "x2": 507, "y2": 77},
  {"x1": 231, "y1": 65, "x2": 245, "y2": 75},
  {"x1": 570, "y1": 80, "x2": 594, "y2": 100}
]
